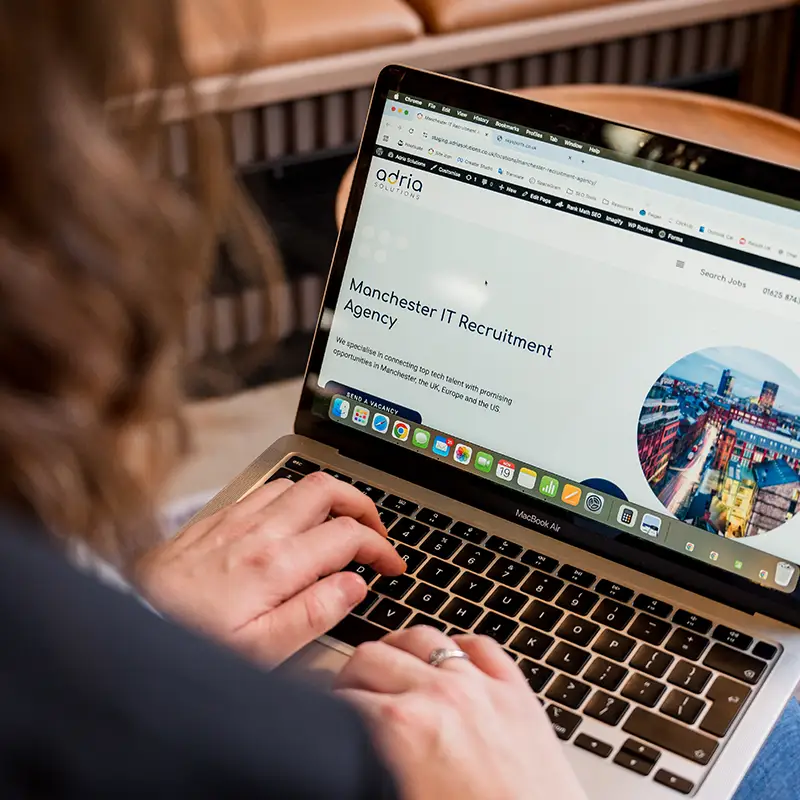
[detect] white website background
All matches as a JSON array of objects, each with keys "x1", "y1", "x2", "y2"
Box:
[{"x1": 319, "y1": 159, "x2": 800, "y2": 563}]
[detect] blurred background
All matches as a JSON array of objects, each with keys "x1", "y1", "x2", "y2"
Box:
[{"x1": 159, "y1": 0, "x2": 800, "y2": 518}]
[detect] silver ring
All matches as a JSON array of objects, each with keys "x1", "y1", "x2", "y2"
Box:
[{"x1": 428, "y1": 648, "x2": 471, "y2": 668}]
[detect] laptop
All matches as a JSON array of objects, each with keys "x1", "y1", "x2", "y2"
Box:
[{"x1": 188, "y1": 66, "x2": 800, "y2": 798}]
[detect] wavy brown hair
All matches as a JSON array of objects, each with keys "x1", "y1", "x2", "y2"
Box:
[{"x1": 0, "y1": 0, "x2": 280, "y2": 565}]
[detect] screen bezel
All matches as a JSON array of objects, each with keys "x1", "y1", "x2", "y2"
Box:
[{"x1": 295, "y1": 64, "x2": 800, "y2": 628}]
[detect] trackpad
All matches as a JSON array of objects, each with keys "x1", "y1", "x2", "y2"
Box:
[{"x1": 280, "y1": 640, "x2": 350, "y2": 688}]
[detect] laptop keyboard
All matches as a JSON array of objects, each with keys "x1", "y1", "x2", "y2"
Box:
[{"x1": 270, "y1": 456, "x2": 781, "y2": 795}]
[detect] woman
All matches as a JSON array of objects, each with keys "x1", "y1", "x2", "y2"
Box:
[
  {"x1": 0, "y1": 2, "x2": 584, "y2": 798},
  {"x1": 0, "y1": 2, "x2": 793, "y2": 798}
]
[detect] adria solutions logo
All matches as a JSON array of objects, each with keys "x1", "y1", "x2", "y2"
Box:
[{"x1": 374, "y1": 167, "x2": 423, "y2": 200}]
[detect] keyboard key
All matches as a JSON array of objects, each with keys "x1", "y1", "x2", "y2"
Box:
[
  {"x1": 373, "y1": 574, "x2": 415, "y2": 600},
  {"x1": 613, "y1": 751, "x2": 653, "y2": 776},
  {"x1": 440, "y1": 597, "x2": 483, "y2": 629},
  {"x1": 665, "y1": 628, "x2": 709, "y2": 661},
  {"x1": 630, "y1": 645, "x2": 674, "y2": 678},
  {"x1": 574, "y1": 734, "x2": 612, "y2": 759},
  {"x1": 368, "y1": 599, "x2": 411, "y2": 630},
  {"x1": 672, "y1": 609, "x2": 712, "y2": 634},
  {"x1": 406, "y1": 584, "x2": 448, "y2": 614},
  {"x1": 417, "y1": 557, "x2": 459, "y2": 588},
  {"x1": 591, "y1": 599, "x2": 635, "y2": 631},
  {"x1": 447, "y1": 627, "x2": 467, "y2": 637},
  {"x1": 592, "y1": 630, "x2": 635, "y2": 662},
  {"x1": 283, "y1": 455, "x2": 319, "y2": 475},
  {"x1": 712, "y1": 625, "x2": 754, "y2": 651},
  {"x1": 510, "y1": 627, "x2": 554, "y2": 660},
  {"x1": 503, "y1": 649, "x2": 520, "y2": 663},
  {"x1": 521, "y1": 571, "x2": 564, "y2": 601},
  {"x1": 661, "y1": 689, "x2": 705, "y2": 725},
  {"x1": 556, "y1": 615, "x2": 600, "y2": 647},
  {"x1": 546, "y1": 642, "x2": 590, "y2": 675},
  {"x1": 556, "y1": 585, "x2": 599, "y2": 616},
  {"x1": 267, "y1": 467, "x2": 301, "y2": 483},
  {"x1": 420, "y1": 532, "x2": 461, "y2": 559},
  {"x1": 407, "y1": 613, "x2": 447, "y2": 632},
  {"x1": 329, "y1": 614, "x2": 385, "y2": 646},
  {"x1": 584, "y1": 691, "x2": 629, "y2": 726},
  {"x1": 546, "y1": 705, "x2": 581, "y2": 740},
  {"x1": 633, "y1": 594, "x2": 673, "y2": 618},
  {"x1": 450, "y1": 521, "x2": 487, "y2": 543},
  {"x1": 595, "y1": 579, "x2": 634, "y2": 603},
  {"x1": 389, "y1": 518, "x2": 429, "y2": 546},
  {"x1": 622, "y1": 739, "x2": 661, "y2": 763},
  {"x1": 584, "y1": 658, "x2": 628, "y2": 691},
  {"x1": 519, "y1": 660, "x2": 554, "y2": 692},
  {"x1": 753, "y1": 641, "x2": 779, "y2": 661},
  {"x1": 452, "y1": 573, "x2": 493, "y2": 602},
  {"x1": 521, "y1": 549, "x2": 559, "y2": 572},
  {"x1": 453, "y1": 544, "x2": 495, "y2": 573},
  {"x1": 487, "y1": 557, "x2": 530, "y2": 587},
  {"x1": 485, "y1": 536, "x2": 524, "y2": 558},
  {"x1": 395, "y1": 544, "x2": 426, "y2": 574},
  {"x1": 704, "y1": 643, "x2": 766, "y2": 684},
  {"x1": 621, "y1": 674, "x2": 666, "y2": 708},
  {"x1": 353, "y1": 590, "x2": 378, "y2": 617},
  {"x1": 623, "y1": 708, "x2": 717, "y2": 765},
  {"x1": 354, "y1": 481, "x2": 386, "y2": 503},
  {"x1": 416, "y1": 508, "x2": 452, "y2": 529},
  {"x1": 486, "y1": 586, "x2": 527, "y2": 617},
  {"x1": 700, "y1": 676, "x2": 751, "y2": 737},
  {"x1": 344, "y1": 562, "x2": 377, "y2": 584},
  {"x1": 668, "y1": 661, "x2": 712, "y2": 694},
  {"x1": 521, "y1": 600, "x2": 564, "y2": 632},
  {"x1": 475, "y1": 612, "x2": 519, "y2": 644},
  {"x1": 382, "y1": 495, "x2": 419, "y2": 515},
  {"x1": 654, "y1": 770, "x2": 694, "y2": 795},
  {"x1": 323, "y1": 469, "x2": 353, "y2": 482},
  {"x1": 628, "y1": 613, "x2": 671, "y2": 646},
  {"x1": 546, "y1": 675, "x2": 591, "y2": 709},
  {"x1": 557, "y1": 564, "x2": 596, "y2": 588},
  {"x1": 378, "y1": 508, "x2": 398, "y2": 527}
]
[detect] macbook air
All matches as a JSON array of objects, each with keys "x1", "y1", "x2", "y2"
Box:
[{"x1": 187, "y1": 66, "x2": 800, "y2": 799}]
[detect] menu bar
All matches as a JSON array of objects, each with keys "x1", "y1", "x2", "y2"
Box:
[
  {"x1": 376, "y1": 146, "x2": 800, "y2": 280},
  {"x1": 328, "y1": 394, "x2": 798, "y2": 593},
  {"x1": 389, "y1": 92, "x2": 800, "y2": 218}
]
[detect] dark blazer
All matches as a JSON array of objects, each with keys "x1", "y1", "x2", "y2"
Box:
[{"x1": 0, "y1": 512, "x2": 397, "y2": 799}]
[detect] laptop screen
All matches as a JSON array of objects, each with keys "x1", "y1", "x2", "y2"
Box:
[{"x1": 314, "y1": 83, "x2": 800, "y2": 596}]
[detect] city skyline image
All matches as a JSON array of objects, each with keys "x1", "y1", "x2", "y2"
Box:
[{"x1": 637, "y1": 346, "x2": 800, "y2": 539}]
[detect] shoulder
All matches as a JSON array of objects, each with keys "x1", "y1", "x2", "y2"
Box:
[{"x1": 0, "y1": 512, "x2": 397, "y2": 799}]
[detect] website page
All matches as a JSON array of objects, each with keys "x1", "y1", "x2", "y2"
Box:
[{"x1": 318, "y1": 95, "x2": 800, "y2": 593}]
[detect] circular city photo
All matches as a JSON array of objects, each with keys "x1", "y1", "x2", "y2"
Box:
[{"x1": 637, "y1": 346, "x2": 800, "y2": 537}]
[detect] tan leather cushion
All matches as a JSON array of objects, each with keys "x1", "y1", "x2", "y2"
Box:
[
  {"x1": 180, "y1": 0, "x2": 424, "y2": 77},
  {"x1": 403, "y1": 0, "x2": 620, "y2": 33}
]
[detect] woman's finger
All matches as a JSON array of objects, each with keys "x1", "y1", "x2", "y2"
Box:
[
  {"x1": 252, "y1": 471, "x2": 385, "y2": 538},
  {"x1": 226, "y1": 477, "x2": 296, "y2": 517},
  {"x1": 335, "y1": 638, "x2": 432, "y2": 694},
  {"x1": 380, "y1": 626, "x2": 474, "y2": 673},
  {"x1": 451, "y1": 635, "x2": 527, "y2": 684},
  {"x1": 241, "y1": 516, "x2": 406, "y2": 606},
  {"x1": 234, "y1": 571, "x2": 367, "y2": 665},
  {"x1": 176, "y1": 478, "x2": 295, "y2": 548}
]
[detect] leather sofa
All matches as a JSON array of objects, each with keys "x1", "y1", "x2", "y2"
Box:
[{"x1": 152, "y1": 0, "x2": 800, "y2": 176}]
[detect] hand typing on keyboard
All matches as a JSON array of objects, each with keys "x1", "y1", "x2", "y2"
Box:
[
  {"x1": 337, "y1": 626, "x2": 587, "y2": 800},
  {"x1": 136, "y1": 472, "x2": 406, "y2": 664}
]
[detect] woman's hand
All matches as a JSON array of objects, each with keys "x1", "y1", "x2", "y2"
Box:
[
  {"x1": 336, "y1": 626, "x2": 587, "y2": 800},
  {"x1": 136, "y1": 472, "x2": 406, "y2": 664}
]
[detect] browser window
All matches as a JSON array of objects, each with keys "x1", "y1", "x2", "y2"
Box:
[{"x1": 318, "y1": 93, "x2": 800, "y2": 593}]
